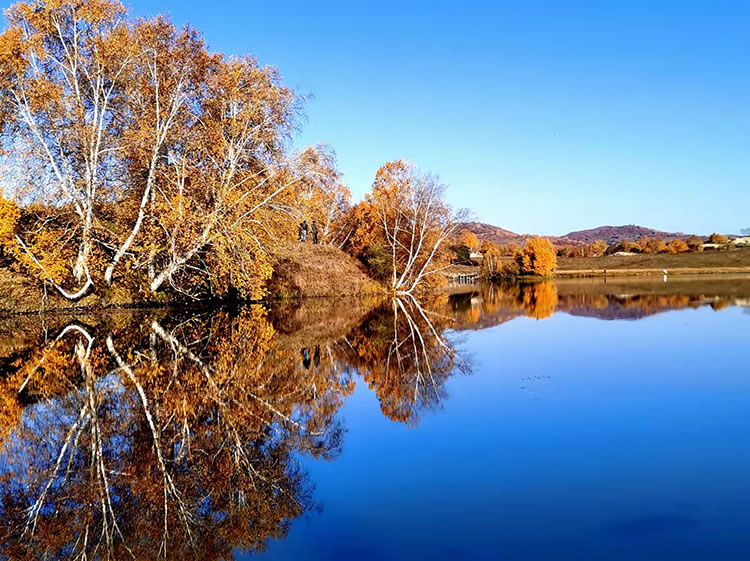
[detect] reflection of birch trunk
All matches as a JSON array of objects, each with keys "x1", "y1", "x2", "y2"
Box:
[
  {"x1": 22, "y1": 325, "x2": 128, "y2": 555},
  {"x1": 388, "y1": 296, "x2": 456, "y2": 411},
  {"x1": 106, "y1": 334, "x2": 194, "y2": 549}
]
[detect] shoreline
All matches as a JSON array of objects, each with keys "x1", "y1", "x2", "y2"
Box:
[
  {"x1": 555, "y1": 266, "x2": 750, "y2": 278},
  {"x1": 3, "y1": 266, "x2": 750, "y2": 317}
]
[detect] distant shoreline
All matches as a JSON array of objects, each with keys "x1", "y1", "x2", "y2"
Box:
[{"x1": 556, "y1": 267, "x2": 750, "y2": 278}]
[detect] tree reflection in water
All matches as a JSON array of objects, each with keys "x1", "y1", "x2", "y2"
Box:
[
  {"x1": 0, "y1": 298, "x2": 465, "y2": 560},
  {"x1": 4, "y1": 280, "x2": 742, "y2": 559},
  {"x1": 344, "y1": 296, "x2": 469, "y2": 424},
  {"x1": 445, "y1": 279, "x2": 750, "y2": 328}
]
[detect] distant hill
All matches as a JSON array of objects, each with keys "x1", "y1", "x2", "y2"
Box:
[
  {"x1": 462, "y1": 222, "x2": 698, "y2": 247},
  {"x1": 460, "y1": 222, "x2": 535, "y2": 245},
  {"x1": 461, "y1": 221, "x2": 586, "y2": 246},
  {"x1": 562, "y1": 225, "x2": 694, "y2": 245}
]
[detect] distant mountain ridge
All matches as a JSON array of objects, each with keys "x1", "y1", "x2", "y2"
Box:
[
  {"x1": 463, "y1": 222, "x2": 698, "y2": 246},
  {"x1": 562, "y1": 225, "x2": 694, "y2": 245}
]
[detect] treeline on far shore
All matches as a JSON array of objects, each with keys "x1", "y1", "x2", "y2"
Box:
[{"x1": 448, "y1": 230, "x2": 750, "y2": 281}]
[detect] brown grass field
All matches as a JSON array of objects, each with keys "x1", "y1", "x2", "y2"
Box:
[{"x1": 556, "y1": 248, "x2": 750, "y2": 277}]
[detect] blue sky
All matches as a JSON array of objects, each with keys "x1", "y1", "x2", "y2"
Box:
[{"x1": 127, "y1": 0, "x2": 750, "y2": 235}]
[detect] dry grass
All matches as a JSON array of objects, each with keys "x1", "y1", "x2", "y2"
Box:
[
  {"x1": 266, "y1": 242, "x2": 384, "y2": 300},
  {"x1": 557, "y1": 248, "x2": 750, "y2": 277}
]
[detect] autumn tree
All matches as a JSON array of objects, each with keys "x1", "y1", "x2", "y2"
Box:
[
  {"x1": 345, "y1": 296, "x2": 465, "y2": 424},
  {"x1": 591, "y1": 240, "x2": 608, "y2": 257},
  {"x1": 667, "y1": 239, "x2": 689, "y2": 254},
  {"x1": 293, "y1": 144, "x2": 352, "y2": 245},
  {"x1": 516, "y1": 237, "x2": 557, "y2": 277},
  {"x1": 0, "y1": 307, "x2": 352, "y2": 560},
  {"x1": 0, "y1": 0, "x2": 139, "y2": 298},
  {"x1": 143, "y1": 56, "x2": 301, "y2": 299},
  {"x1": 686, "y1": 235, "x2": 704, "y2": 252},
  {"x1": 520, "y1": 282, "x2": 558, "y2": 320},
  {"x1": 0, "y1": 0, "x2": 326, "y2": 301},
  {"x1": 637, "y1": 236, "x2": 668, "y2": 254},
  {"x1": 345, "y1": 160, "x2": 466, "y2": 294},
  {"x1": 611, "y1": 239, "x2": 641, "y2": 253},
  {"x1": 458, "y1": 230, "x2": 479, "y2": 252},
  {"x1": 0, "y1": 196, "x2": 20, "y2": 264},
  {"x1": 479, "y1": 240, "x2": 501, "y2": 279},
  {"x1": 498, "y1": 242, "x2": 520, "y2": 256}
]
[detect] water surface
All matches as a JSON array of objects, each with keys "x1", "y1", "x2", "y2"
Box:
[{"x1": 1, "y1": 276, "x2": 749, "y2": 560}]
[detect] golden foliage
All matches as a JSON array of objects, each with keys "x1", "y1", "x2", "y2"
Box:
[
  {"x1": 0, "y1": 0, "x2": 346, "y2": 301},
  {"x1": 479, "y1": 240, "x2": 502, "y2": 278},
  {"x1": 516, "y1": 237, "x2": 557, "y2": 277},
  {"x1": 667, "y1": 239, "x2": 690, "y2": 254},
  {"x1": 0, "y1": 307, "x2": 360, "y2": 559},
  {"x1": 709, "y1": 233, "x2": 729, "y2": 244},
  {"x1": 458, "y1": 230, "x2": 479, "y2": 251},
  {"x1": 344, "y1": 160, "x2": 462, "y2": 293},
  {"x1": 0, "y1": 196, "x2": 20, "y2": 246}
]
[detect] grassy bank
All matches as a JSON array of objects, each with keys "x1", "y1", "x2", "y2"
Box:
[
  {"x1": 441, "y1": 248, "x2": 750, "y2": 285},
  {"x1": 0, "y1": 242, "x2": 384, "y2": 315},
  {"x1": 266, "y1": 243, "x2": 383, "y2": 300}
]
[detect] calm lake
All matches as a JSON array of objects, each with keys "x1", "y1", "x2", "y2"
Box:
[{"x1": 1, "y1": 276, "x2": 749, "y2": 560}]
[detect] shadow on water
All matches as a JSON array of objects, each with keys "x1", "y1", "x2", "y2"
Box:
[
  {"x1": 0, "y1": 296, "x2": 464, "y2": 560},
  {"x1": 0, "y1": 276, "x2": 749, "y2": 559}
]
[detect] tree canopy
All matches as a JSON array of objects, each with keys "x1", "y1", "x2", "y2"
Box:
[{"x1": 0, "y1": 0, "x2": 358, "y2": 301}]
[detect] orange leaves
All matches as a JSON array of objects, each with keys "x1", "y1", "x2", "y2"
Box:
[
  {"x1": 25, "y1": 77, "x2": 63, "y2": 112},
  {"x1": 0, "y1": 197, "x2": 20, "y2": 245},
  {"x1": 479, "y1": 240, "x2": 502, "y2": 278},
  {"x1": 458, "y1": 230, "x2": 479, "y2": 251},
  {"x1": 667, "y1": 239, "x2": 690, "y2": 254},
  {"x1": 293, "y1": 144, "x2": 351, "y2": 242},
  {"x1": 0, "y1": 26, "x2": 27, "y2": 85},
  {"x1": 0, "y1": 0, "x2": 309, "y2": 300},
  {"x1": 516, "y1": 237, "x2": 557, "y2": 277},
  {"x1": 345, "y1": 160, "x2": 461, "y2": 292}
]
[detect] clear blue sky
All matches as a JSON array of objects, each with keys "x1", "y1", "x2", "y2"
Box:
[{"x1": 127, "y1": 0, "x2": 749, "y2": 236}]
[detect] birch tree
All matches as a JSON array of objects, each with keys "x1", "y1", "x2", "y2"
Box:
[
  {"x1": 349, "y1": 160, "x2": 466, "y2": 294},
  {"x1": 0, "y1": 0, "x2": 310, "y2": 301},
  {"x1": 294, "y1": 144, "x2": 352, "y2": 244},
  {"x1": 145, "y1": 56, "x2": 301, "y2": 298},
  {"x1": 0, "y1": 0, "x2": 136, "y2": 298}
]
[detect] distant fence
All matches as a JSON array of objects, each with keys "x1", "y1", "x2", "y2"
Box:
[{"x1": 448, "y1": 273, "x2": 479, "y2": 284}]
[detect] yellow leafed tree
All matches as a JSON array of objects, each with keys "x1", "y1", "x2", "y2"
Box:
[
  {"x1": 0, "y1": 0, "x2": 330, "y2": 301},
  {"x1": 516, "y1": 237, "x2": 557, "y2": 277}
]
